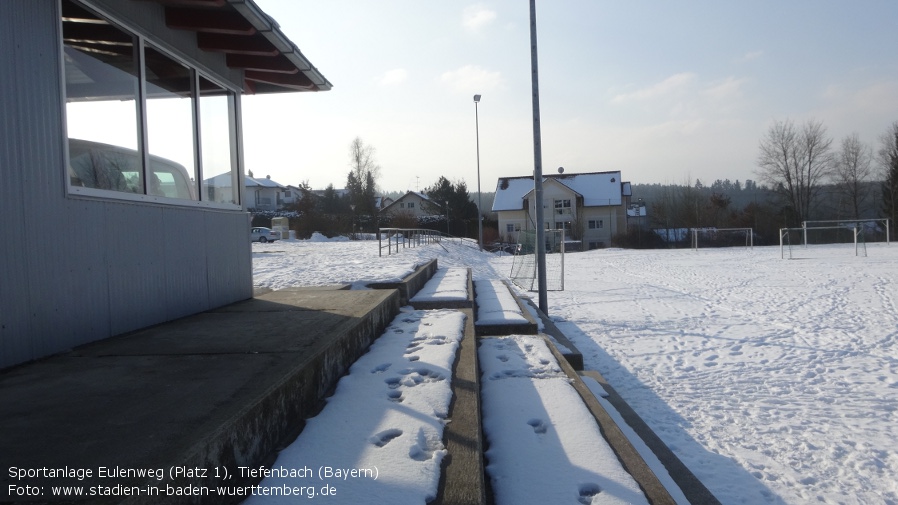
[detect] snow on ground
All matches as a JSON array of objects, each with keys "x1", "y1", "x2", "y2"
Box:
[
  {"x1": 493, "y1": 243, "x2": 898, "y2": 505},
  {"x1": 252, "y1": 237, "x2": 898, "y2": 505}
]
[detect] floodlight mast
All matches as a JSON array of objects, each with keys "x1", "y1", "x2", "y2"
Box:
[
  {"x1": 529, "y1": 0, "x2": 548, "y2": 314},
  {"x1": 474, "y1": 94, "x2": 483, "y2": 251}
]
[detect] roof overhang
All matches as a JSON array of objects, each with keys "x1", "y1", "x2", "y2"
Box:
[{"x1": 130, "y1": 0, "x2": 331, "y2": 93}]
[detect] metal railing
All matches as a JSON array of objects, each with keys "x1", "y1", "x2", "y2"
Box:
[
  {"x1": 377, "y1": 228, "x2": 483, "y2": 256},
  {"x1": 378, "y1": 228, "x2": 443, "y2": 256}
]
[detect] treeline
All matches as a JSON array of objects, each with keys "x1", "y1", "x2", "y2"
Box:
[
  {"x1": 628, "y1": 177, "x2": 887, "y2": 247},
  {"x1": 624, "y1": 118, "x2": 898, "y2": 248}
]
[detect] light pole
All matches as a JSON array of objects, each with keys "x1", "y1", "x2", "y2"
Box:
[
  {"x1": 474, "y1": 94, "x2": 483, "y2": 251},
  {"x1": 350, "y1": 204, "x2": 355, "y2": 239},
  {"x1": 445, "y1": 200, "x2": 450, "y2": 235}
]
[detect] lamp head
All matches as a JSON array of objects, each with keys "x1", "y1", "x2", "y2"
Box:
[{"x1": 473, "y1": 94, "x2": 481, "y2": 103}]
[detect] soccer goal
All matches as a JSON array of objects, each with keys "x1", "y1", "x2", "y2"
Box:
[
  {"x1": 780, "y1": 225, "x2": 869, "y2": 259},
  {"x1": 780, "y1": 219, "x2": 891, "y2": 259},
  {"x1": 690, "y1": 227, "x2": 754, "y2": 250},
  {"x1": 509, "y1": 229, "x2": 565, "y2": 291}
]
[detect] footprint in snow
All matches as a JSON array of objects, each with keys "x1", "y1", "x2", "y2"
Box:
[
  {"x1": 371, "y1": 363, "x2": 391, "y2": 374},
  {"x1": 370, "y1": 429, "x2": 402, "y2": 447},
  {"x1": 409, "y1": 430, "x2": 442, "y2": 461},
  {"x1": 527, "y1": 418, "x2": 548, "y2": 434},
  {"x1": 578, "y1": 483, "x2": 601, "y2": 504}
]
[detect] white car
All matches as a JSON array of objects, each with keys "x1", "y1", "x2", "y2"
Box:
[{"x1": 251, "y1": 227, "x2": 279, "y2": 243}]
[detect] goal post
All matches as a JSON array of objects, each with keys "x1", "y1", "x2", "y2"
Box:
[
  {"x1": 509, "y1": 229, "x2": 565, "y2": 291},
  {"x1": 801, "y1": 219, "x2": 890, "y2": 246},
  {"x1": 691, "y1": 227, "x2": 754, "y2": 250},
  {"x1": 780, "y1": 225, "x2": 868, "y2": 259}
]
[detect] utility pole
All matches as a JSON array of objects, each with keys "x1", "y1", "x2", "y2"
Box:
[{"x1": 529, "y1": 0, "x2": 548, "y2": 314}]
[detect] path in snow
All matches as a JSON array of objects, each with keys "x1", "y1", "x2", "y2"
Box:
[{"x1": 496, "y1": 244, "x2": 898, "y2": 505}]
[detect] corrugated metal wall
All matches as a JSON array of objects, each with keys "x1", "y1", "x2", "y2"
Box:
[{"x1": 0, "y1": 0, "x2": 253, "y2": 369}]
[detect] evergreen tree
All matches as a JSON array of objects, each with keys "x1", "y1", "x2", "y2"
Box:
[{"x1": 424, "y1": 176, "x2": 478, "y2": 236}]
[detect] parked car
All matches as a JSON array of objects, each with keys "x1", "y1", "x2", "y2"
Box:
[
  {"x1": 251, "y1": 227, "x2": 279, "y2": 243},
  {"x1": 68, "y1": 138, "x2": 196, "y2": 200}
]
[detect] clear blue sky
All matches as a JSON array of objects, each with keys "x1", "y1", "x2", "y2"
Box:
[{"x1": 242, "y1": 1, "x2": 898, "y2": 193}]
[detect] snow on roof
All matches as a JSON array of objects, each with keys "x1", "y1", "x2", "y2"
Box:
[
  {"x1": 492, "y1": 171, "x2": 626, "y2": 211},
  {"x1": 382, "y1": 191, "x2": 439, "y2": 213},
  {"x1": 246, "y1": 176, "x2": 285, "y2": 189},
  {"x1": 492, "y1": 177, "x2": 536, "y2": 211}
]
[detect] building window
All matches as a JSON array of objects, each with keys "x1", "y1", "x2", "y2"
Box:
[
  {"x1": 62, "y1": 0, "x2": 239, "y2": 207},
  {"x1": 554, "y1": 199, "x2": 572, "y2": 215},
  {"x1": 408, "y1": 202, "x2": 415, "y2": 208},
  {"x1": 506, "y1": 223, "x2": 521, "y2": 233},
  {"x1": 588, "y1": 219, "x2": 604, "y2": 229},
  {"x1": 399, "y1": 202, "x2": 405, "y2": 208}
]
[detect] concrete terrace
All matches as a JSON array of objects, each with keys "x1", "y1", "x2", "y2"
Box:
[{"x1": 0, "y1": 260, "x2": 719, "y2": 504}]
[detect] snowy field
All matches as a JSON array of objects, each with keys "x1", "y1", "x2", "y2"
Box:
[{"x1": 253, "y1": 237, "x2": 898, "y2": 505}]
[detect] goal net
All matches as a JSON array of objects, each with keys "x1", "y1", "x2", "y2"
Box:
[
  {"x1": 780, "y1": 225, "x2": 868, "y2": 259},
  {"x1": 780, "y1": 219, "x2": 890, "y2": 259},
  {"x1": 509, "y1": 229, "x2": 565, "y2": 291},
  {"x1": 690, "y1": 227, "x2": 754, "y2": 250}
]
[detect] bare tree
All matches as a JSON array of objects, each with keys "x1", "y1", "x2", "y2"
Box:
[
  {"x1": 756, "y1": 119, "x2": 833, "y2": 224},
  {"x1": 346, "y1": 137, "x2": 381, "y2": 227},
  {"x1": 879, "y1": 121, "x2": 898, "y2": 235},
  {"x1": 348, "y1": 136, "x2": 380, "y2": 186},
  {"x1": 834, "y1": 132, "x2": 873, "y2": 220}
]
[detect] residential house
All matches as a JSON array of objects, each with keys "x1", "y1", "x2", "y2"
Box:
[
  {"x1": 246, "y1": 175, "x2": 286, "y2": 211},
  {"x1": 381, "y1": 191, "x2": 443, "y2": 220},
  {"x1": 0, "y1": 0, "x2": 330, "y2": 369},
  {"x1": 492, "y1": 171, "x2": 632, "y2": 250}
]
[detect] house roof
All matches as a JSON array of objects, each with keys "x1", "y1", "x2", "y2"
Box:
[
  {"x1": 62, "y1": 0, "x2": 331, "y2": 94},
  {"x1": 246, "y1": 176, "x2": 284, "y2": 188},
  {"x1": 381, "y1": 191, "x2": 440, "y2": 213},
  {"x1": 492, "y1": 171, "x2": 626, "y2": 211},
  {"x1": 203, "y1": 174, "x2": 284, "y2": 188}
]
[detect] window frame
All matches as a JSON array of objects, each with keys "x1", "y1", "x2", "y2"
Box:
[{"x1": 61, "y1": 0, "x2": 242, "y2": 210}]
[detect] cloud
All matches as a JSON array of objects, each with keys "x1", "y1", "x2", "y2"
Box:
[
  {"x1": 378, "y1": 68, "x2": 408, "y2": 86},
  {"x1": 703, "y1": 77, "x2": 745, "y2": 102},
  {"x1": 440, "y1": 65, "x2": 503, "y2": 93},
  {"x1": 739, "y1": 50, "x2": 764, "y2": 62},
  {"x1": 611, "y1": 73, "x2": 697, "y2": 103},
  {"x1": 463, "y1": 4, "x2": 497, "y2": 30}
]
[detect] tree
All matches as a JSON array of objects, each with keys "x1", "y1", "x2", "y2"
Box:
[
  {"x1": 834, "y1": 133, "x2": 873, "y2": 220},
  {"x1": 423, "y1": 176, "x2": 478, "y2": 236},
  {"x1": 756, "y1": 119, "x2": 834, "y2": 225},
  {"x1": 880, "y1": 121, "x2": 898, "y2": 236},
  {"x1": 346, "y1": 137, "x2": 381, "y2": 229}
]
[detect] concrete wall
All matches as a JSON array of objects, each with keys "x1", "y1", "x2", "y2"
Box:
[{"x1": 0, "y1": 0, "x2": 252, "y2": 369}]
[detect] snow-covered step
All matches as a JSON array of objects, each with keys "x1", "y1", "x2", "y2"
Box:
[
  {"x1": 478, "y1": 335, "x2": 660, "y2": 505},
  {"x1": 409, "y1": 267, "x2": 473, "y2": 310},
  {"x1": 245, "y1": 309, "x2": 470, "y2": 504},
  {"x1": 473, "y1": 279, "x2": 538, "y2": 336}
]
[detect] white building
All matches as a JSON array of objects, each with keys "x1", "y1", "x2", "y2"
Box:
[
  {"x1": 492, "y1": 171, "x2": 632, "y2": 250},
  {"x1": 0, "y1": 0, "x2": 330, "y2": 369}
]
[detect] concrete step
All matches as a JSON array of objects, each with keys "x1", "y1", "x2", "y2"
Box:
[{"x1": 0, "y1": 288, "x2": 400, "y2": 504}]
